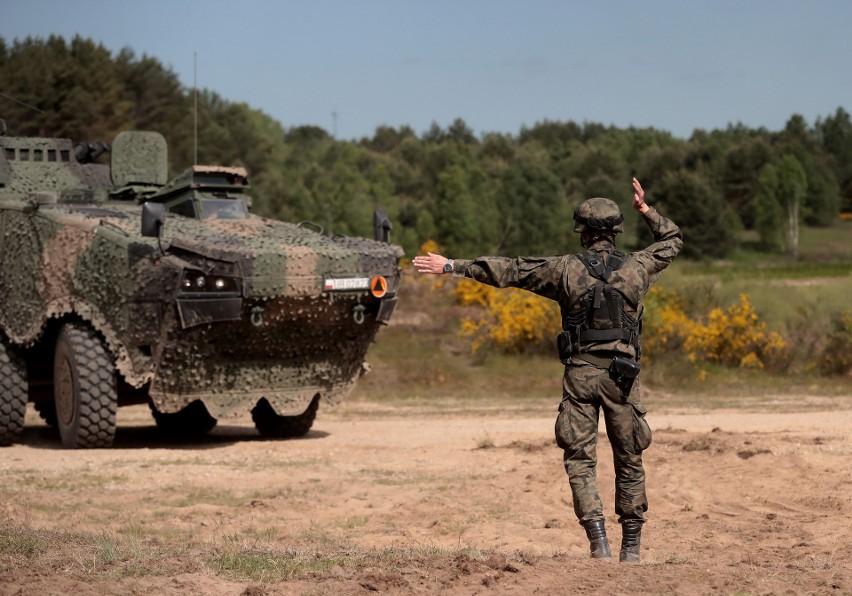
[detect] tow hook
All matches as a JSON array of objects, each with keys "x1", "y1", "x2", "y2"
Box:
[
  {"x1": 353, "y1": 304, "x2": 365, "y2": 325},
  {"x1": 250, "y1": 306, "x2": 264, "y2": 327}
]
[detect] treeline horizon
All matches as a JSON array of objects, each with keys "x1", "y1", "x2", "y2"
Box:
[{"x1": 2, "y1": 34, "x2": 851, "y2": 259}]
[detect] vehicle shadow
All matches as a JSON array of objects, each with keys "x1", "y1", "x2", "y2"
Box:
[{"x1": 17, "y1": 423, "x2": 330, "y2": 450}]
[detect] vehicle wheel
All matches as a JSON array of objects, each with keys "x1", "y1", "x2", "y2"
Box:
[
  {"x1": 54, "y1": 322, "x2": 117, "y2": 448},
  {"x1": 33, "y1": 400, "x2": 57, "y2": 427},
  {"x1": 252, "y1": 395, "x2": 319, "y2": 438},
  {"x1": 0, "y1": 336, "x2": 28, "y2": 446},
  {"x1": 150, "y1": 400, "x2": 217, "y2": 435}
]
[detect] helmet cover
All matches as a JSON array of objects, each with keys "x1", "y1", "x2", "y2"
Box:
[{"x1": 573, "y1": 197, "x2": 624, "y2": 233}]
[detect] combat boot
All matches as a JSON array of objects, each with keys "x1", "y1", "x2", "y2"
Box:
[
  {"x1": 582, "y1": 519, "x2": 612, "y2": 559},
  {"x1": 619, "y1": 521, "x2": 643, "y2": 563}
]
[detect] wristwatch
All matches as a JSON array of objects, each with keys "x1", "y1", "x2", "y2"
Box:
[{"x1": 442, "y1": 260, "x2": 454, "y2": 274}]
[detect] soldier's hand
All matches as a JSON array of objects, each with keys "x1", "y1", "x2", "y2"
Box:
[
  {"x1": 412, "y1": 252, "x2": 451, "y2": 275},
  {"x1": 633, "y1": 177, "x2": 650, "y2": 214}
]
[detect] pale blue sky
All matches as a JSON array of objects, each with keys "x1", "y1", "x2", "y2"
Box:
[{"x1": 1, "y1": 0, "x2": 850, "y2": 140}]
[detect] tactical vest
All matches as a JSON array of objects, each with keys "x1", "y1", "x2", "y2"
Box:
[{"x1": 559, "y1": 250, "x2": 642, "y2": 359}]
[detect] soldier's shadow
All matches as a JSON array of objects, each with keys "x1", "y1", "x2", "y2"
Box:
[{"x1": 19, "y1": 423, "x2": 330, "y2": 450}]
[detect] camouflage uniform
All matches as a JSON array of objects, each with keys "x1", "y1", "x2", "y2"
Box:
[{"x1": 452, "y1": 206, "x2": 682, "y2": 528}]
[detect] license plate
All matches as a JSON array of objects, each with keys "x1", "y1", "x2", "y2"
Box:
[{"x1": 323, "y1": 277, "x2": 370, "y2": 291}]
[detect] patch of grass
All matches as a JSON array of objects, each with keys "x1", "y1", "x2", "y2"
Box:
[
  {"x1": 367, "y1": 469, "x2": 433, "y2": 487},
  {"x1": 208, "y1": 537, "x2": 502, "y2": 583},
  {"x1": 138, "y1": 457, "x2": 320, "y2": 471},
  {"x1": 0, "y1": 527, "x2": 44, "y2": 559},
  {"x1": 661, "y1": 264, "x2": 851, "y2": 328},
  {"x1": 484, "y1": 504, "x2": 513, "y2": 521},
  {"x1": 174, "y1": 488, "x2": 244, "y2": 508},
  {"x1": 137, "y1": 456, "x2": 208, "y2": 468},
  {"x1": 713, "y1": 220, "x2": 852, "y2": 267},
  {"x1": 664, "y1": 553, "x2": 695, "y2": 565},
  {"x1": 244, "y1": 527, "x2": 280, "y2": 542},
  {"x1": 26, "y1": 501, "x2": 85, "y2": 515},
  {"x1": 209, "y1": 543, "x2": 330, "y2": 582},
  {"x1": 504, "y1": 439, "x2": 551, "y2": 452},
  {"x1": 682, "y1": 435, "x2": 716, "y2": 452},
  {"x1": 474, "y1": 433, "x2": 495, "y2": 449},
  {"x1": 0, "y1": 519, "x2": 185, "y2": 579},
  {"x1": 94, "y1": 529, "x2": 141, "y2": 567},
  {"x1": 339, "y1": 516, "x2": 369, "y2": 530},
  {"x1": 11, "y1": 472, "x2": 129, "y2": 492},
  {"x1": 299, "y1": 522, "x2": 339, "y2": 548},
  {"x1": 677, "y1": 260, "x2": 851, "y2": 281},
  {"x1": 642, "y1": 355, "x2": 852, "y2": 408},
  {"x1": 1, "y1": 516, "x2": 528, "y2": 585}
]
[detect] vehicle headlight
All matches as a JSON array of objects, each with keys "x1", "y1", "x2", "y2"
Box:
[{"x1": 181, "y1": 271, "x2": 240, "y2": 294}]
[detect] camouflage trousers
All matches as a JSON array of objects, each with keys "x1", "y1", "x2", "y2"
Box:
[{"x1": 554, "y1": 361, "x2": 652, "y2": 525}]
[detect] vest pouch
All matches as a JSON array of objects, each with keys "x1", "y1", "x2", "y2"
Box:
[
  {"x1": 556, "y1": 331, "x2": 573, "y2": 364},
  {"x1": 609, "y1": 356, "x2": 641, "y2": 397}
]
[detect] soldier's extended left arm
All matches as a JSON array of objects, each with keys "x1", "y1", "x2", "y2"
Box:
[{"x1": 452, "y1": 256, "x2": 564, "y2": 301}]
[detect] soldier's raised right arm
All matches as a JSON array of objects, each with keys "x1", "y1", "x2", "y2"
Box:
[{"x1": 630, "y1": 177, "x2": 684, "y2": 280}]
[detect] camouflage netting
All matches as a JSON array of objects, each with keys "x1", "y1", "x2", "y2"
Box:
[{"x1": 0, "y1": 131, "x2": 403, "y2": 419}]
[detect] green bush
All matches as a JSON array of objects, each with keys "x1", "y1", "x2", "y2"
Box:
[{"x1": 818, "y1": 310, "x2": 852, "y2": 376}]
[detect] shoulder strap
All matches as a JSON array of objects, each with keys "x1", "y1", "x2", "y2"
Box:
[
  {"x1": 578, "y1": 250, "x2": 626, "y2": 282},
  {"x1": 577, "y1": 251, "x2": 606, "y2": 280},
  {"x1": 604, "y1": 250, "x2": 626, "y2": 276}
]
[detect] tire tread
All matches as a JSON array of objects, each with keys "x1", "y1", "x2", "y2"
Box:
[
  {"x1": 60, "y1": 323, "x2": 117, "y2": 448},
  {"x1": 0, "y1": 339, "x2": 27, "y2": 446}
]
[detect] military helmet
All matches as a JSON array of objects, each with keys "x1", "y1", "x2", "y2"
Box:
[{"x1": 573, "y1": 197, "x2": 624, "y2": 233}]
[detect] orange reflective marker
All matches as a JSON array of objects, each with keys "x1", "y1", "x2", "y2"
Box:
[{"x1": 370, "y1": 276, "x2": 388, "y2": 298}]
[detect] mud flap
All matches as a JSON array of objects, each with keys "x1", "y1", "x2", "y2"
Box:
[{"x1": 376, "y1": 296, "x2": 398, "y2": 324}]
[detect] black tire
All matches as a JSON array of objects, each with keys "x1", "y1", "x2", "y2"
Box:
[
  {"x1": 0, "y1": 336, "x2": 28, "y2": 446},
  {"x1": 150, "y1": 400, "x2": 217, "y2": 435},
  {"x1": 54, "y1": 322, "x2": 117, "y2": 448},
  {"x1": 252, "y1": 395, "x2": 319, "y2": 439}
]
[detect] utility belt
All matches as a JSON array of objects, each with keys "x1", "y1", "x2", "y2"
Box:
[
  {"x1": 557, "y1": 330, "x2": 641, "y2": 397},
  {"x1": 557, "y1": 329, "x2": 634, "y2": 362}
]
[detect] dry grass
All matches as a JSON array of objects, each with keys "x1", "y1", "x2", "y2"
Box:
[{"x1": 0, "y1": 516, "x2": 529, "y2": 584}]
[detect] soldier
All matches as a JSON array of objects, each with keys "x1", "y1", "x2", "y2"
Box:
[{"x1": 413, "y1": 178, "x2": 683, "y2": 562}]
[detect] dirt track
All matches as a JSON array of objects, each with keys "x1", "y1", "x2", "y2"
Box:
[{"x1": 1, "y1": 394, "x2": 851, "y2": 595}]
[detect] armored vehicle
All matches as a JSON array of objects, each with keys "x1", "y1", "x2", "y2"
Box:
[{"x1": 0, "y1": 123, "x2": 402, "y2": 448}]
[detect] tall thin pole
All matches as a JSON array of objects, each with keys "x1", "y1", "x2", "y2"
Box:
[
  {"x1": 193, "y1": 52, "x2": 198, "y2": 166},
  {"x1": 0, "y1": 93, "x2": 45, "y2": 114}
]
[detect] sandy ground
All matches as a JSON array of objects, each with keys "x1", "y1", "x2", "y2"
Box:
[{"x1": 1, "y1": 393, "x2": 851, "y2": 595}]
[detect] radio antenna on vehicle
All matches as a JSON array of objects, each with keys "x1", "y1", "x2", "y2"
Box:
[
  {"x1": 0, "y1": 92, "x2": 45, "y2": 114},
  {"x1": 193, "y1": 52, "x2": 198, "y2": 166}
]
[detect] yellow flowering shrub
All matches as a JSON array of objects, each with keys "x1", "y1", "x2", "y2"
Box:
[
  {"x1": 684, "y1": 294, "x2": 786, "y2": 368},
  {"x1": 641, "y1": 287, "x2": 697, "y2": 356},
  {"x1": 454, "y1": 279, "x2": 561, "y2": 353},
  {"x1": 452, "y1": 277, "x2": 790, "y2": 371},
  {"x1": 452, "y1": 277, "x2": 491, "y2": 307}
]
